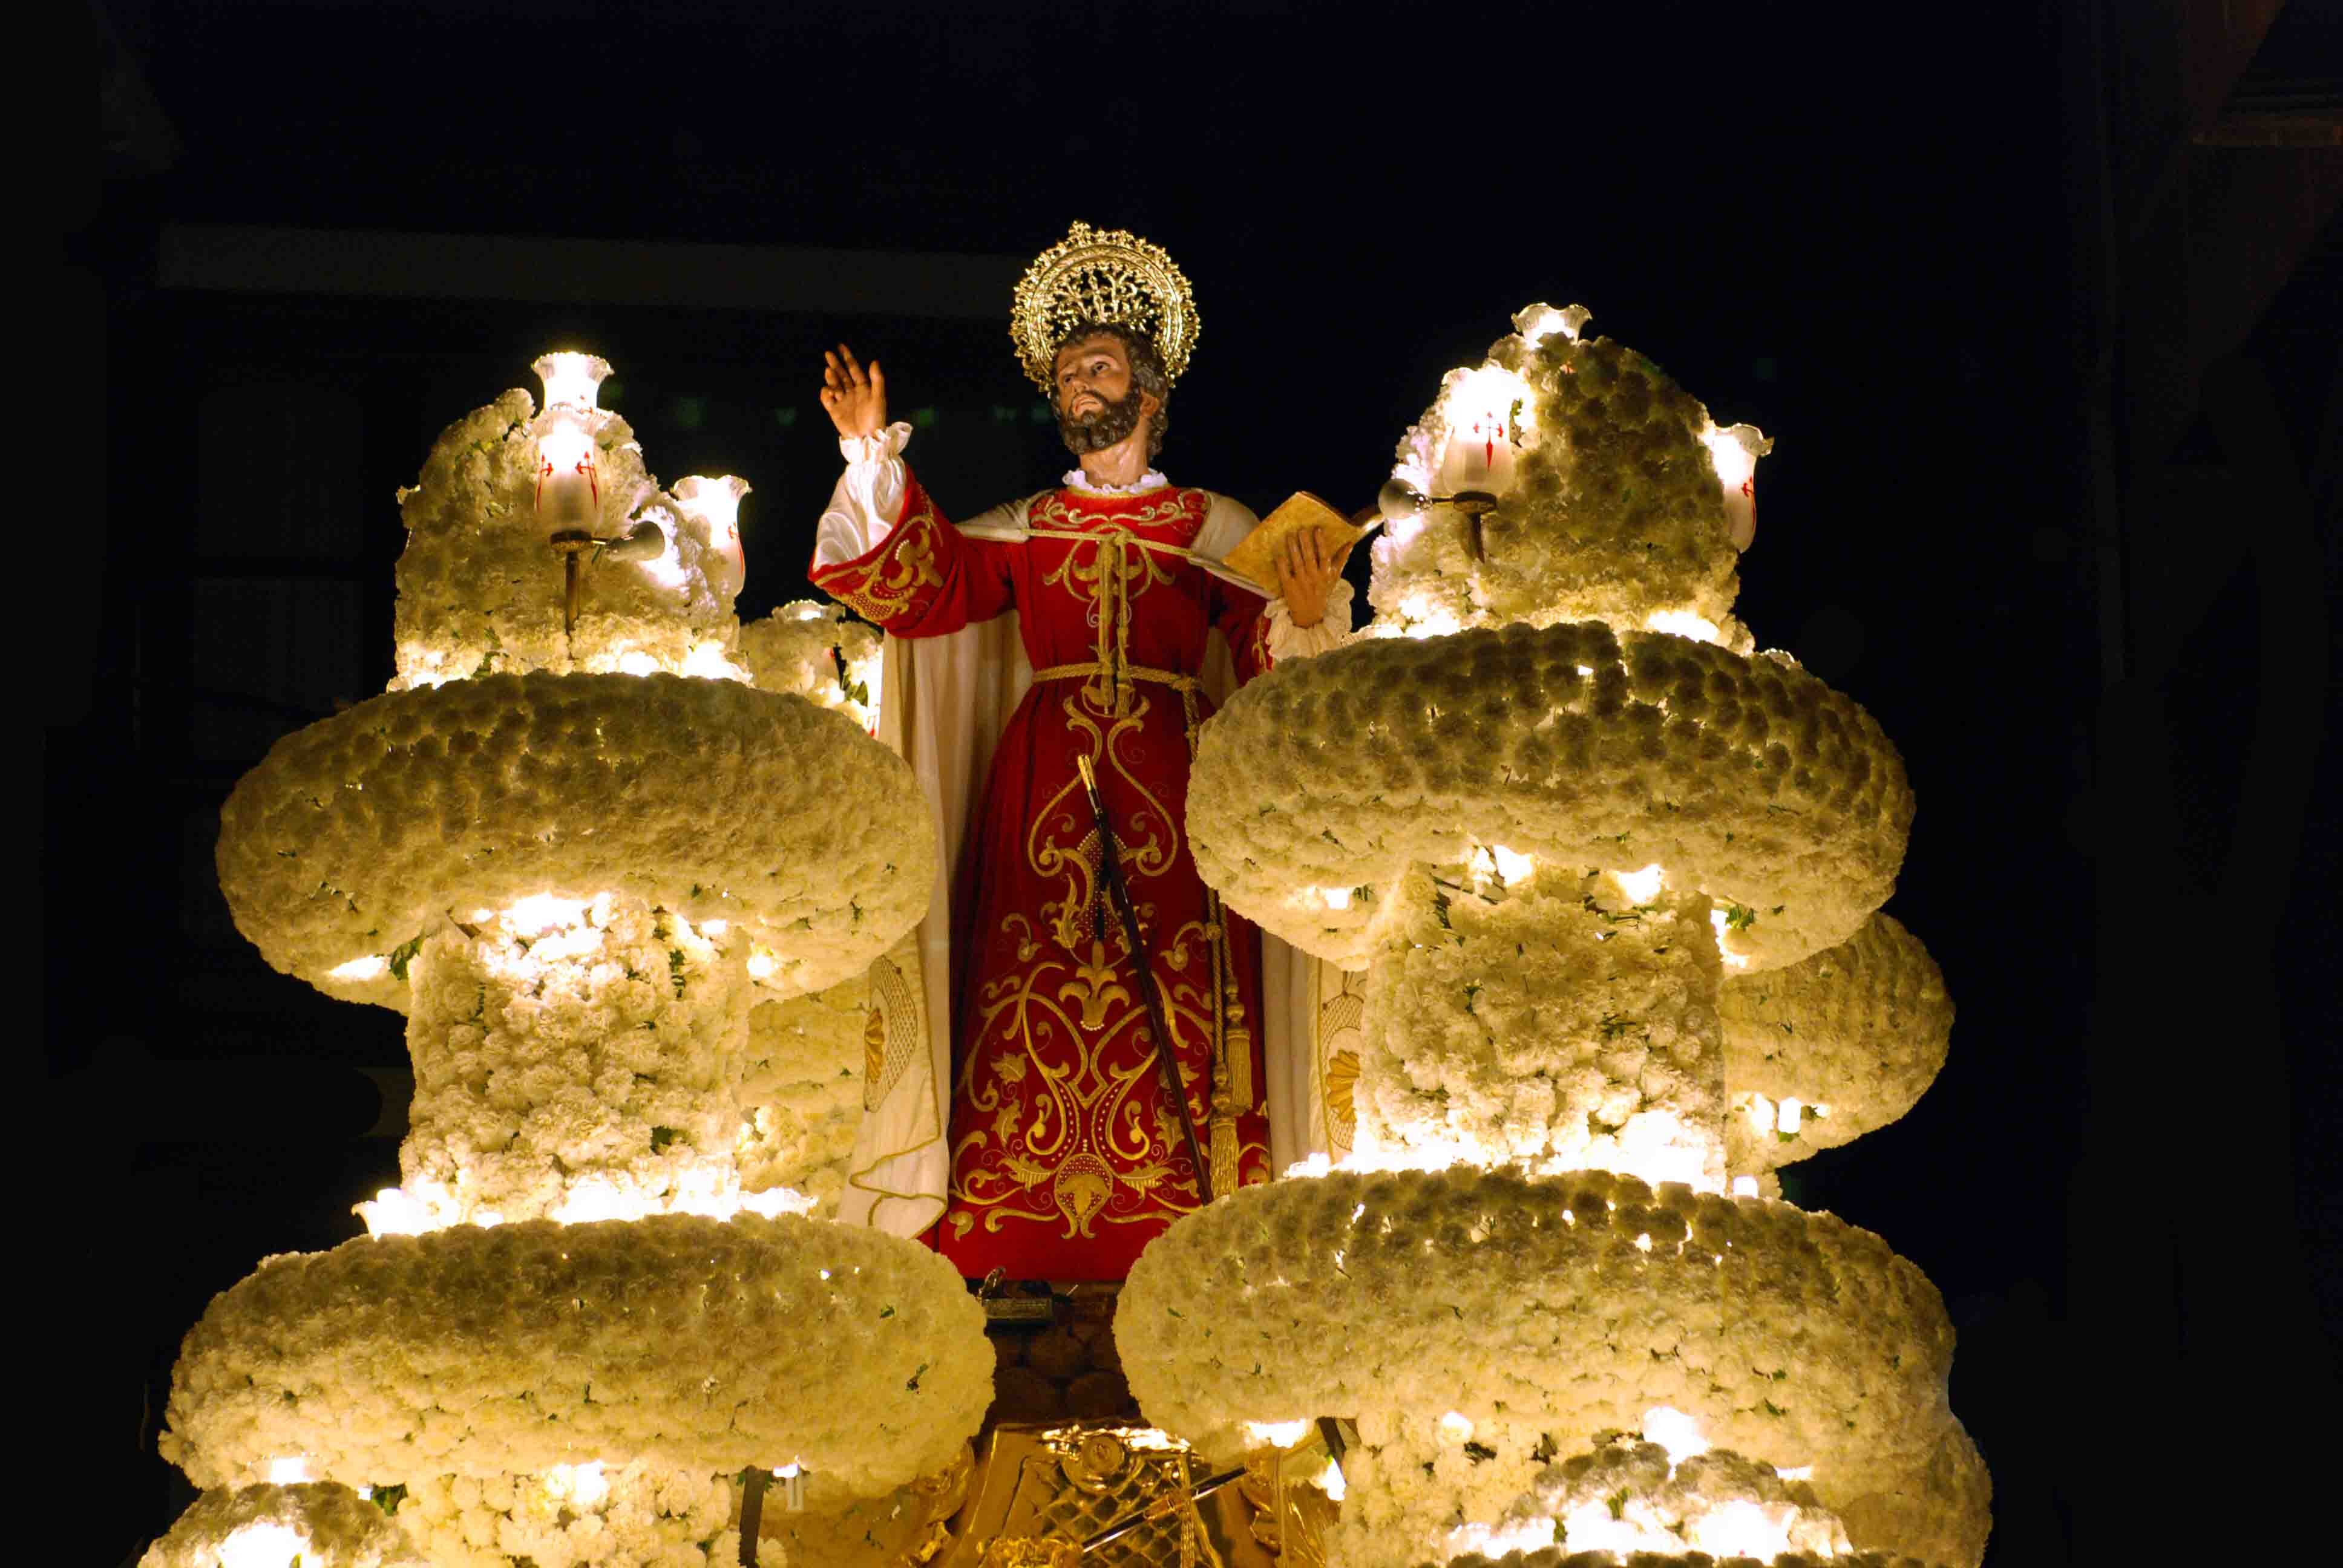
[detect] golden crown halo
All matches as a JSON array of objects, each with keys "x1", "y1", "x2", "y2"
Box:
[{"x1": 1011, "y1": 221, "x2": 1198, "y2": 393}]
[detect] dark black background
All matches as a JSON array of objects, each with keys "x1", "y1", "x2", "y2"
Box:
[{"x1": 62, "y1": 2, "x2": 2338, "y2": 1563}]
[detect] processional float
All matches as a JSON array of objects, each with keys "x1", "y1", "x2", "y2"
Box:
[{"x1": 143, "y1": 302, "x2": 1986, "y2": 1568}]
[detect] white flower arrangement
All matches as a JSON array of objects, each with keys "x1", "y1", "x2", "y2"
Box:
[
  {"x1": 736, "y1": 981, "x2": 872, "y2": 1213},
  {"x1": 139, "y1": 1481, "x2": 425, "y2": 1568},
  {"x1": 1362, "y1": 1429, "x2": 1865, "y2": 1568},
  {"x1": 1118, "y1": 1166, "x2": 1988, "y2": 1568},
  {"x1": 1371, "y1": 316, "x2": 1761, "y2": 649},
  {"x1": 1719, "y1": 912, "x2": 1953, "y2": 1175},
  {"x1": 161, "y1": 1212, "x2": 991, "y2": 1501},
  {"x1": 396, "y1": 898, "x2": 756, "y2": 1227},
  {"x1": 739, "y1": 601, "x2": 883, "y2": 732},
  {"x1": 1187, "y1": 622, "x2": 1911, "y2": 973},
  {"x1": 1355, "y1": 869, "x2": 1726, "y2": 1190},
  {"x1": 394, "y1": 1460, "x2": 739, "y2": 1568},
  {"x1": 390, "y1": 390, "x2": 747, "y2": 691},
  {"x1": 1422, "y1": 1549, "x2": 1929, "y2": 1568},
  {"x1": 215, "y1": 671, "x2": 935, "y2": 1010}
]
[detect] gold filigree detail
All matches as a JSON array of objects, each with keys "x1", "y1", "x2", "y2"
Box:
[
  {"x1": 980, "y1": 1540, "x2": 1081, "y2": 1568},
  {"x1": 1011, "y1": 221, "x2": 1198, "y2": 392},
  {"x1": 822, "y1": 498, "x2": 945, "y2": 622}
]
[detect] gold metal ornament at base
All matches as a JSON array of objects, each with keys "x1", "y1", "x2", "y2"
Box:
[
  {"x1": 1011, "y1": 222, "x2": 1199, "y2": 393},
  {"x1": 926, "y1": 1421, "x2": 1334, "y2": 1568},
  {"x1": 980, "y1": 1541, "x2": 1083, "y2": 1568}
]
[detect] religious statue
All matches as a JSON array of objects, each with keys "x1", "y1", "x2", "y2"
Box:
[{"x1": 809, "y1": 222, "x2": 1352, "y2": 1282}]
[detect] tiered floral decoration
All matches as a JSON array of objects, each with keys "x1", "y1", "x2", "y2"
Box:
[
  {"x1": 1129, "y1": 308, "x2": 1988, "y2": 1568},
  {"x1": 156, "y1": 358, "x2": 988, "y2": 1568}
]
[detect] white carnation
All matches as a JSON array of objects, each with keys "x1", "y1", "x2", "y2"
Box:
[
  {"x1": 1720, "y1": 911, "x2": 1954, "y2": 1175},
  {"x1": 1119, "y1": 1168, "x2": 1987, "y2": 1568},
  {"x1": 739, "y1": 601, "x2": 882, "y2": 731},
  {"x1": 215, "y1": 673, "x2": 934, "y2": 1010},
  {"x1": 140, "y1": 1482, "x2": 425, "y2": 1568},
  {"x1": 736, "y1": 979, "x2": 873, "y2": 1211},
  {"x1": 162, "y1": 1212, "x2": 991, "y2": 1500},
  {"x1": 1188, "y1": 623, "x2": 1910, "y2": 973},
  {"x1": 1373, "y1": 325, "x2": 1758, "y2": 647},
  {"x1": 391, "y1": 390, "x2": 746, "y2": 691}
]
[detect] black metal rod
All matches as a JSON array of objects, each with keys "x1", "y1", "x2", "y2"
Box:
[
  {"x1": 1073, "y1": 753, "x2": 1212, "y2": 1206},
  {"x1": 737, "y1": 1467, "x2": 768, "y2": 1566}
]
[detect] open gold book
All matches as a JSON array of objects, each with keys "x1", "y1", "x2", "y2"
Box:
[{"x1": 1217, "y1": 492, "x2": 1369, "y2": 595}]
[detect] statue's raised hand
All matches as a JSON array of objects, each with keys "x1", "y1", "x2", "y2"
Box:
[{"x1": 819, "y1": 344, "x2": 887, "y2": 440}]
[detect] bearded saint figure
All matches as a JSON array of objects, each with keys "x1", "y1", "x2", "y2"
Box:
[{"x1": 810, "y1": 223, "x2": 1352, "y2": 1282}]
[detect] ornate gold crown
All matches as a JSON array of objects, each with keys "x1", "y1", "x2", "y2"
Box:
[{"x1": 1011, "y1": 221, "x2": 1198, "y2": 393}]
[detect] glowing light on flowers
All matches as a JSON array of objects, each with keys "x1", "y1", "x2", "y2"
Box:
[
  {"x1": 1244, "y1": 1419, "x2": 1312, "y2": 1449},
  {"x1": 1711, "y1": 906, "x2": 1755, "y2": 967},
  {"x1": 1314, "y1": 884, "x2": 1354, "y2": 910},
  {"x1": 679, "y1": 639, "x2": 742, "y2": 679},
  {"x1": 747, "y1": 945, "x2": 779, "y2": 981},
  {"x1": 545, "y1": 1460, "x2": 609, "y2": 1506},
  {"x1": 617, "y1": 649, "x2": 659, "y2": 675},
  {"x1": 1314, "y1": 1457, "x2": 1346, "y2": 1501},
  {"x1": 266, "y1": 1456, "x2": 311, "y2": 1484},
  {"x1": 1610, "y1": 863, "x2": 1666, "y2": 904},
  {"x1": 1732, "y1": 1175, "x2": 1760, "y2": 1197},
  {"x1": 356, "y1": 1181, "x2": 453, "y2": 1237},
  {"x1": 1437, "y1": 1411, "x2": 1476, "y2": 1442},
  {"x1": 217, "y1": 1522, "x2": 310, "y2": 1568},
  {"x1": 1449, "y1": 1519, "x2": 1558, "y2": 1557},
  {"x1": 1485, "y1": 844, "x2": 1536, "y2": 884},
  {"x1": 327, "y1": 954, "x2": 388, "y2": 982},
  {"x1": 1778, "y1": 1097, "x2": 1805, "y2": 1135},
  {"x1": 501, "y1": 893, "x2": 592, "y2": 938},
  {"x1": 533, "y1": 352, "x2": 613, "y2": 413},
  {"x1": 1641, "y1": 1406, "x2": 1709, "y2": 1463},
  {"x1": 1393, "y1": 598, "x2": 1463, "y2": 639},
  {"x1": 1645, "y1": 608, "x2": 1725, "y2": 643}
]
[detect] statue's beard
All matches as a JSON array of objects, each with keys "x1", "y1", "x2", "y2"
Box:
[{"x1": 1057, "y1": 385, "x2": 1147, "y2": 456}]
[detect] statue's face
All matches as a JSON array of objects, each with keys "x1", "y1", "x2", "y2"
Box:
[
  {"x1": 1054, "y1": 333, "x2": 1139, "y2": 420},
  {"x1": 1053, "y1": 333, "x2": 1158, "y2": 456}
]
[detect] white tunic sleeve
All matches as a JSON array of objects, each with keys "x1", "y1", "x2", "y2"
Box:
[
  {"x1": 1262, "y1": 578, "x2": 1355, "y2": 661},
  {"x1": 813, "y1": 421, "x2": 914, "y2": 567}
]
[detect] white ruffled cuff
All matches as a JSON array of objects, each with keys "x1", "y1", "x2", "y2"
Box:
[
  {"x1": 813, "y1": 422, "x2": 914, "y2": 567},
  {"x1": 1263, "y1": 577, "x2": 1355, "y2": 662}
]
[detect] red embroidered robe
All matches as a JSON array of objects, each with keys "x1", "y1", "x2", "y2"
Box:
[{"x1": 811, "y1": 474, "x2": 1276, "y2": 1281}]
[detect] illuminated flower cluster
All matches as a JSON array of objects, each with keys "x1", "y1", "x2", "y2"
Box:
[
  {"x1": 161, "y1": 1212, "x2": 990, "y2": 1500},
  {"x1": 1357, "y1": 870, "x2": 1726, "y2": 1189},
  {"x1": 1447, "y1": 1436, "x2": 1855, "y2": 1561},
  {"x1": 1187, "y1": 622, "x2": 1910, "y2": 972},
  {"x1": 739, "y1": 600, "x2": 883, "y2": 731},
  {"x1": 136, "y1": 1481, "x2": 424, "y2": 1568},
  {"x1": 215, "y1": 671, "x2": 934, "y2": 1009},
  {"x1": 396, "y1": 898, "x2": 755, "y2": 1227},
  {"x1": 395, "y1": 1460, "x2": 739, "y2": 1568},
  {"x1": 390, "y1": 388, "x2": 747, "y2": 691},
  {"x1": 1371, "y1": 312, "x2": 1760, "y2": 647},
  {"x1": 1426, "y1": 1548, "x2": 1930, "y2": 1568},
  {"x1": 736, "y1": 976, "x2": 872, "y2": 1212},
  {"x1": 1119, "y1": 1166, "x2": 1988, "y2": 1568},
  {"x1": 1719, "y1": 912, "x2": 1953, "y2": 1176}
]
